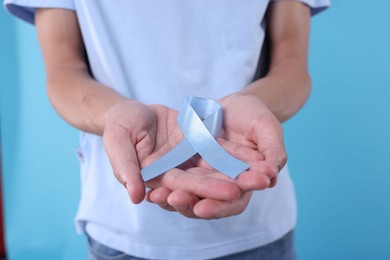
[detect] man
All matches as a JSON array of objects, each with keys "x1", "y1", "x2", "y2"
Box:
[{"x1": 5, "y1": 0, "x2": 329, "y2": 259}]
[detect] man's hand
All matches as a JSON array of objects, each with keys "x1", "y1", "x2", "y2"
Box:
[
  {"x1": 219, "y1": 93, "x2": 287, "y2": 189},
  {"x1": 146, "y1": 93, "x2": 287, "y2": 218},
  {"x1": 102, "y1": 100, "x2": 243, "y2": 204}
]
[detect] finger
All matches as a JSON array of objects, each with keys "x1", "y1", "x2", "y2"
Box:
[
  {"x1": 167, "y1": 189, "x2": 200, "y2": 218},
  {"x1": 253, "y1": 116, "x2": 287, "y2": 173},
  {"x1": 147, "y1": 186, "x2": 171, "y2": 205},
  {"x1": 146, "y1": 187, "x2": 177, "y2": 212},
  {"x1": 193, "y1": 192, "x2": 252, "y2": 219},
  {"x1": 148, "y1": 188, "x2": 202, "y2": 217},
  {"x1": 158, "y1": 203, "x2": 176, "y2": 212},
  {"x1": 217, "y1": 138, "x2": 264, "y2": 161},
  {"x1": 216, "y1": 138, "x2": 275, "y2": 190},
  {"x1": 263, "y1": 147, "x2": 287, "y2": 174},
  {"x1": 269, "y1": 175, "x2": 278, "y2": 188},
  {"x1": 159, "y1": 168, "x2": 241, "y2": 201},
  {"x1": 236, "y1": 160, "x2": 278, "y2": 191},
  {"x1": 194, "y1": 139, "x2": 264, "y2": 171},
  {"x1": 194, "y1": 140, "x2": 275, "y2": 191},
  {"x1": 103, "y1": 124, "x2": 145, "y2": 204}
]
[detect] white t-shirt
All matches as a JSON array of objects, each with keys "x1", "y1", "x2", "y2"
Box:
[{"x1": 5, "y1": 0, "x2": 329, "y2": 259}]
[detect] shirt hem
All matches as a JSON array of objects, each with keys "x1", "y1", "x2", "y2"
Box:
[{"x1": 84, "y1": 219, "x2": 296, "y2": 260}]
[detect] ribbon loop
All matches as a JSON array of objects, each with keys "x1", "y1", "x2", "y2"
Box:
[{"x1": 141, "y1": 97, "x2": 249, "y2": 181}]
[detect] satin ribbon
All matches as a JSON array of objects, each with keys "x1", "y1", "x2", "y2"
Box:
[{"x1": 141, "y1": 96, "x2": 249, "y2": 181}]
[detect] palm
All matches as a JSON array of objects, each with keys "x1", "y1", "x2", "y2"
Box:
[
  {"x1": 220, "y1": 94, "x2": 286, "y2": 187},
  {"x1": 147, "y1": 94, "x2": 287, "y2": 218},
  {"x1": 103, "y1": 101, "x2": 242, "y2": 204},
  {"x1": 103, "y1": 94, "x2": 286, "y2": 218},
  {"x1": 132, "y1": 104, "x2": 182, "y2": 168},
  {"x1": 103, "y1": 101, "x2": 182, "y2": 203}
]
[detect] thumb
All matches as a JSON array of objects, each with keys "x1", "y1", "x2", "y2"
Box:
[{"x1": 103, "y1": 124, "x2": 145, "y2": 204}]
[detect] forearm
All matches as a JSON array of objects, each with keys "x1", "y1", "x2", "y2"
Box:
[
  {"x1": 241, "y1": 1, "x2": 312, "y2": 122},
  {"x1": 241, "y1": 58, "x2": 311, "y2": 122},
  {"x1": 36, "y1": 8, "x2": 129, "y2": 135},
  {"x1": 47, "y1": 68, "x2": 128, "y2": 135}
]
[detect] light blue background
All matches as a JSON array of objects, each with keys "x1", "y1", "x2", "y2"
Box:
[{"x1": 1, "y1": 1, "x2": 389, "y2": 259}]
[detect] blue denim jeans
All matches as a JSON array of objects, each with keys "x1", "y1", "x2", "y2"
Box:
[{"x1": 87, "y1": 230, "x2": 296, "y2": 260}]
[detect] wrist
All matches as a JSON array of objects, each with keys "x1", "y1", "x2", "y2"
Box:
[
  {"x1": 84, "y1": 95, "x2": 130, "y2": 135},
  {"x1": 102, "y1": 98, "x2": 138, "y2": 131},
  {"x1": 239, "y1": 72, "x2": 311, "y2": 122},
  {"x1": 102, "y1": 99, "x2": 158, "y2": 140},
  {"x1": 240, "y1": 79, "x2": 285, "y2": 120}
]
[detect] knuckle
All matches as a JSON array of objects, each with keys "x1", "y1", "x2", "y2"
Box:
[
  {"x1": 270, "y1": 176, "x2": 278, "y2": 188},
  {"x1": 235, "y1": 206, "x2": 246, "y2": 216},
  {"x1": 263, "y1": 163, "x2": 277, "y2": 178},
  {"x1": 279, "y1": 152, "x2": 288, "y2": 167},
  {"x1": 253, "y1": 176, "x2": 271, "y2": 190}
]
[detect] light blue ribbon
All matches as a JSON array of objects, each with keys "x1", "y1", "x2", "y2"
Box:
[{"x1": 141, "y1": 96, "x2": 249, "y2": 181}]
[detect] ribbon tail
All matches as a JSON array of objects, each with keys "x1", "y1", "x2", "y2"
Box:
[{"x1": 140, "y1": 139, "x2": 196, "y2": 181}]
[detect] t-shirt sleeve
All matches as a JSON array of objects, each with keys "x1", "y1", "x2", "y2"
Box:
[
  {"x1": 3, "y1": 0, "x2": 75, "y2": 24},
  {"x1": 270, "y1": 0, "x2": 330, "y2": 15}
]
